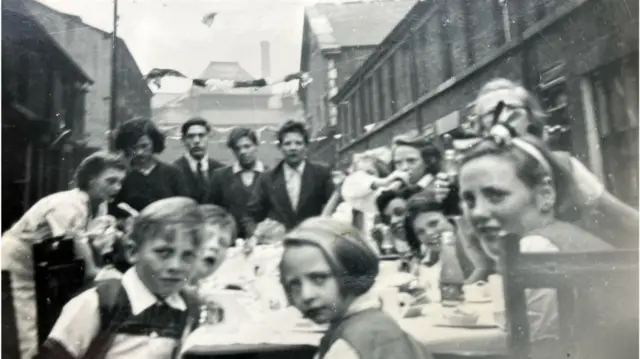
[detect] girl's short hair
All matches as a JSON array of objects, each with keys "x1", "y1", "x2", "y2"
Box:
[
  {"x1": 130, "y1": 197, "x2": 205, "y2": 248},
  {"x1": 74, "y1": 151, "x2": 128, "y2": 191},
  {"x1": 198, "y1": 204, "x2": 237, "y2": 241},
  {"x1": 404, "y1": 192, "x2": 459, "y2": 253},
  {"x1": 475, "y1": 78, "x2": 548, "y2": 138},
  {"x1": 459, "y1": 135, "x2": 574, "y2": 217},
  {"x1": 375, "y1": 187, "x2": 419, "y2": 220},
  {"x1": 350, "y1": 154, "x2": 390, "y2": 177},
  {"x1": 114, "y1": 118, "x2": 166, "y2": 153},
  {"x1": 280, "y1": 217, "x2": 379, "y2": 300}
]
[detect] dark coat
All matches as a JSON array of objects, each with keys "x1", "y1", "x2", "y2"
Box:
[
  {"x1": 173, "y1": 156, "x2": 224, "y2": 204},
  {"x1": 207, "y1": 164, "x2": 266, "y2": 239},
  {"x1": 242, "y1": 160, "x2": 334, "y2": 236}
]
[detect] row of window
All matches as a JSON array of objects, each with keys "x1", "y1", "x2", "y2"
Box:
[{"x1": 336, "y1": 0, "x2": 566, "y2": 148}]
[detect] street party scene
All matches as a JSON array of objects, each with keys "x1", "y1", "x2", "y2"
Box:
[{"x1": 2, "y1": 0, "x2": 638, "y2": 359}]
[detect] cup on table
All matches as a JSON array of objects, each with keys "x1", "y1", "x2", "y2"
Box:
[
  {"x1": 463, "y1": 281, "x2": 490, "y2": 302},
  {"x1": 199, "y1": 301, "x2": 224, "y2": 325},
  {"x1": 379, "y1": 288, "x2": 402, "y2": 319},
  {"x1": 488, "y1": 274, "x2": 506, "y2": 328}
]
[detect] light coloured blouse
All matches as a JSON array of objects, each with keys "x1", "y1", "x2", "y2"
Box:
[
  {"x1": 2, "y1": 188, "x2": 107, "y2": 273},
  {"x1": 340, "y1": 171, "x2": 434, "y2": 214},
  {"x1": 492, "y1": 236, "x2": 560, "y2": 342}
]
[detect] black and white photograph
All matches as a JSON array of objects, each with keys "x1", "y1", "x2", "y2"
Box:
[{"x1": 1, "y1": 0, "x2": 638, "y2": 358}]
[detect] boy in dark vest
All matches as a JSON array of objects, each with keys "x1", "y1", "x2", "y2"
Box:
[
  {"x1": 279, "y1": 217, "x2": 434, "y2": 359},
  {"x1": 40, "y1": 197, "x2": 206, "y2": 359}
]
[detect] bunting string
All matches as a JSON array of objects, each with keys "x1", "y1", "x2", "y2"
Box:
[{"x1": 145, "y1": 68, "x2": 313, "y2": 91}]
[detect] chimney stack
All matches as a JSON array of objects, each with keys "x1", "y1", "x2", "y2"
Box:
[{"x1": 260, "y1": 41, "x2": 271, "y2": 79}]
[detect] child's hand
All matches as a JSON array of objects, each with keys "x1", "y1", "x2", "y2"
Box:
[
  {"x1": 91, "y1": 227, "x2": 120, "y2": 256},
  {"x1": 386, "y1": 170, "x2": 411, "y2": 187}
]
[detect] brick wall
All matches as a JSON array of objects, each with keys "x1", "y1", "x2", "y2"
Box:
[
  {"x1": 25, "y1": 0, "x2": 152, "y2": 150},
  {"x1": 332, "y1": 0, "x2": 638, "y2": 203}
]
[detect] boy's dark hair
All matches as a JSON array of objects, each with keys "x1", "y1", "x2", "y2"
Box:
[
  {"x1": 226, "y1": 127, "x2": 258, "y2": 150},
  {"x1": 280, "y1": 217, "x2": 379, "y2": 300},
  {"x1": 277, "y1": 120, "x2": 309, "y2": 145},
  {"x1": 392, "y1": 136, "x2": 442, "y2": 175},
  {"x1": 181, "y1": 117, "x2": 211, "y2": 136},
  {"x1": 130, "y1": 197, "x2": 205, "y2": 248},
  {"x1": 198, "y1": 204, "x2": 237, "y2": 243},
  {"x1": 375, "y1": 187, "x2": 419, "y2": 222},
  {"x1": 114, "y1": 118, "x2": 166, "y2": 153},
  {"x1": 74, "y1": 151, "x2": 128, "y2": 191}
]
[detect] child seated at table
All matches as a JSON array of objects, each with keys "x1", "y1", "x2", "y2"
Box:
[
  {"x1": 279, "y1": 217, "x2": 434, "y2": 359},
  {"x1": 404, "y1": 192, "x2": 488, "y2": 297},
  {"x1": 189, "y1": 205, "x2": 236, "y2": 288},
  {"x1": 39, "y1": 197, "x2": 206, "y2": 359}
]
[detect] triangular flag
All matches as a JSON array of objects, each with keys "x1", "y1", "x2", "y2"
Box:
[{"x1": 202, "y1": 12, "x2": 217, "y2": 27}]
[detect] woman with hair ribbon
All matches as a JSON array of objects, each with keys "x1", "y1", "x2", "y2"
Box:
[
  {"x1": 456, "y1": 130, "x2": 636, "y2": 358},
  {"x1": 424, "y1": 79, "x2": 639, "y2": 282}
]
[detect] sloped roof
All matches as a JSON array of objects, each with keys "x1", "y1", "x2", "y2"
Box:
[
  {"x1": 197, "y1": 61, "x2": 255, "y2": 81},
  {"x1": 3, "y1": 0, "x2": 92, "y2": 83},
  {"x1": 307, "y1": 0, "x2": 417, "y2": 49}
]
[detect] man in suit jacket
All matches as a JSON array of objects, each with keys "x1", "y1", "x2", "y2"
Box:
[
  {"x1": 243, "y1": 120, "x2": 334, "y2": 236},
  {"x1": 208, "y1": 127, "x2": 267, "y2": 239},
  {"x1": 173, "y1": 117, "x2": 224, "y2": 203}
]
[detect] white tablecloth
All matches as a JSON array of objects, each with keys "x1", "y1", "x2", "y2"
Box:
[{"x1": 181, "y1": 303, "x2": 506, "y2": 357}]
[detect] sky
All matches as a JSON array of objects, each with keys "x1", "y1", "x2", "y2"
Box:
[{"x1": 39, "y1": 0, "x2": 327, "y2": 92}]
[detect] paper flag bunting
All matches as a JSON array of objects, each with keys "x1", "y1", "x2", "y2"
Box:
[
  {"x1": 202, "y1": 12, "x2": 217, "y2": 27},
  {"x1": 144, "y1": 68, "x2": 312, "y2": 91}
]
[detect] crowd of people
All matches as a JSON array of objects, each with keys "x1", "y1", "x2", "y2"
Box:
[{"x1": 2, "y1": 78, "x2": 638, "y2": 359}]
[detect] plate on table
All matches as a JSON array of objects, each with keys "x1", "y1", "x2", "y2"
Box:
[
  {"x1": 433, "y1": 307, "x2": 498, "y2": 329},
  {"x1": 433, "y1": 322, "x2": 498, "y2": 329},
  {"x1": 464, "y1": 297, "x2": 492, "y2": 304},
  {"x1": 292, "y1": 322, "x2": 328, "y2": 333}
]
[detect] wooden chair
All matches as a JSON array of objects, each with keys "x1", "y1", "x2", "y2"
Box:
[
  {"x1": 33, "y1": 237, "x2": 86, "y2": 345},
  {"x1": 501, "y1": 235, "x2": 639, "y2": 359},
  {"x1": 2, "y1": 271, "x2": 20, "y2": 359}
]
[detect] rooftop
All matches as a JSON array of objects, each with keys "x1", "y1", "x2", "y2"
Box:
[
  {"x1": 197, "y1": 61, "x2": 255, "y2": 81},
  {"x1": 306, "y1": 0, "x2": 417, "y2": 49}
]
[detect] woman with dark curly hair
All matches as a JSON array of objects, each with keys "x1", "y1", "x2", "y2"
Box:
[{"x1": 109, "y1": 118, "x2": 189, "y2": 217}]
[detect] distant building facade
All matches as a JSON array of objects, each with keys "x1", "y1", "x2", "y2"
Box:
[
  {"x1": 333, "y1": 0, "x2": 638, "y2": 206},
  {"x1": 2, "y1": 0, "x2": 93, "y2": 229},
  {"x1": 153, "y1": 57, "x2": 303, "y2": 167},
  {"x1": 299, "y1": 0, "x2": 417, "y2": 165},
  {"x1": 24, "y1": 0, "x2": 152, "y2": 149}
]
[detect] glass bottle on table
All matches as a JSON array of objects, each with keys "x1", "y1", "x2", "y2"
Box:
[
  {"x1": 441, "y1": 133, "x2": 458, "y2": 180},
  {"x1": 438, "y1": 230, "x2": 465, "y2": 306}
]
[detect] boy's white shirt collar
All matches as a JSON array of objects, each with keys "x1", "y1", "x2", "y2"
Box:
[
  {"x1": 185, "y1": 153, "x2": 209, "y2": 172},
  {"x1": 283, "y1": 161, "x2": 306, "y2": 174},
  {"x1": 121, "y1": 268, "x2": 187, "y2": 315},
  {"x1": 232, "y1": 160, "x2": 265, "y2": 174}
]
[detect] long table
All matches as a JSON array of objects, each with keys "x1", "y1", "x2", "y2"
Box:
[{"x1": 181, "y1": 303, "x2": 506, "y2": 359}]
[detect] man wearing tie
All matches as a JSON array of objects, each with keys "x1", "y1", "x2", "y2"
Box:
[
  {"x1": 243, "y1": 120, "x2": 334, "y2": 236},
  {"x1": 173, "y1": 117, "x2": 224, "y2": 203},
  {"x1": 208, "y1": 127, "x2": 266, "y2": 239}
]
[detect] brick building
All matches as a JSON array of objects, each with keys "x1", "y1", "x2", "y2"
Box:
[
  {"x1": 331, "y1": 0, "x2": 638, "y2": 206},
  {"x1": 24, "y1": 0, "x2": 152, "y2": 150},
  {"x1": 299, "y1": 0, "x2": 417, "y2": 165},
  {"x1": 153, "y1": 56, "x2": 303, "y2": 167},
  {"x1": 3, "y1": 0, "x2": 93, "y2": 229}
]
